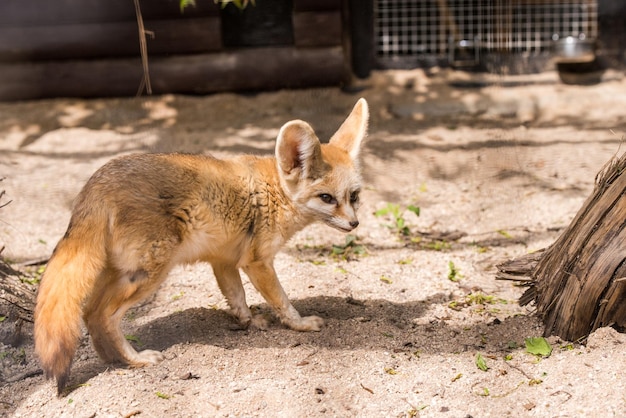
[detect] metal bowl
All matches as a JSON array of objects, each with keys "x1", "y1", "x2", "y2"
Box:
[{"x1": 553, "y1": 35, "x2": 596, "y2": 63}]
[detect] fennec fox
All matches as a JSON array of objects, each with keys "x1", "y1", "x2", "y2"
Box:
[{"x1": 34, "y1": 98, "x2": 368, "y2": 394}]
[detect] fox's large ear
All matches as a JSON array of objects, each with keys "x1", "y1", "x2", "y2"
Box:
[
  {"x1": 276, "y1": 120, "x2": 325, "y2": 182},
  {"x1": 329, "y1": 98, "x2": 369, "y2": 160}
]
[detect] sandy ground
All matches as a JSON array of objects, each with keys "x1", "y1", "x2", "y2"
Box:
[{"x1": 1, "y1": 68, "x2": 626, "y2": 417}]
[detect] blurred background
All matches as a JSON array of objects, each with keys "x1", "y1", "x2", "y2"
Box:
[{"x1": 1, "y1": 0, "x2": 623, "y2": 100}]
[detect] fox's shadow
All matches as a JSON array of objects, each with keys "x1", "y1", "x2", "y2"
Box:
[{"x1": 66, "y1": 294, "x2": 539, "y2": 393}]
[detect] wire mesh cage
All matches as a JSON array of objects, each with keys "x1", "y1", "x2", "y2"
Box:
[{"x1": 374, "y1": 0, "x2": 598, "y2": 72}]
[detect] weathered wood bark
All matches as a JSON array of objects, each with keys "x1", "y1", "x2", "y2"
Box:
[
  {"x1": 0, "y1": 234, "x2": 36, "y2": 346},
  {"x1": 497, "y1": 153, "x2": 626, "y2": 341},
  {"x1": 0, "y1": 259, "x2": 35, "y2": 324},
  {"x1": 0, "y1": 18, "x2": 223, "y2": 61},
  {"x1": 0, "y1": 185, "x2": 35, "y2": 326},
  {"x1": 0, "y1": 46, "x2": 344, "y2": 100}
]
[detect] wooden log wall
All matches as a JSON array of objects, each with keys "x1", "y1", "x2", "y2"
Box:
[{"x1": 0, "y1": 0, "x2": 345, "y2": 100}]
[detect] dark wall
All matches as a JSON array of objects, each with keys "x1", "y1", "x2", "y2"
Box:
[{"x1": 0, "y1": 0, "x2": 346, "y2": 100}]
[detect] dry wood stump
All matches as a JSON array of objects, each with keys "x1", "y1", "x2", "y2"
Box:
[{"x1": 497, "y1": 152, "x2": 626, "y2": 341}]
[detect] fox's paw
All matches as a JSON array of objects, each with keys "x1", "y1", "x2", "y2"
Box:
[
  {"x1": 286, "y1": 315, "x2": 324, "y2": 332},
  {"x1": 228, "y1": 314, "x2": 269, "y2": 331},
  {"x1": 129, "y1": 349, "x2": 165, "y2": 367},
  {"x1": 250, "y1": 314, "x2": 269, "y2": 330}
]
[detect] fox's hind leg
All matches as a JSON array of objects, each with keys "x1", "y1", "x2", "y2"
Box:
[{"x1": 83, "y1": 267, "x2": 168, "y2": 367}]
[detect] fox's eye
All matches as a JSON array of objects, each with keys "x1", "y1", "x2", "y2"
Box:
[
  {"x1": 319, "y1": 193, "x2": 336, "y2": 205},
  {"x1": 350, "y1": 191, "x2": 360, "y2": 204}
]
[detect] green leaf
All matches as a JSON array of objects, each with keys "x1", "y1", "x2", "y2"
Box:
[
  {"x1": 179, "y1": 0, "x2": 196, "y2": 13},
  {"x1": 475, "y1": 352, "x2": 489, "y2": 371},
  {"x1": 344, "y1": 234, "x2": 357, "y2": 246},
  {"x1": 525, "y1": 337, "x2": 552, "y2": 357},
  {"x1": 447, "y1": 261, "x2": 462, "y2": 282},
  {"x1": 497, "y1": 229, "x2": 512, "y2": 239},
  {"x1": 374, "y1": 207, "x2": 390, "y2": 217},
  {"x1": 125, "y1": 334, "x2": 142, "y2": 345},
  {"x1": 407, "y1": 205, "x2": 420, "y2": 216},
  {"x1": 352, "y1": 245, "x2": 366, "y2": 255},
  {"x1": 156, "y1": 391, "x2": 171, "y2": 399},
  {"x1": 0, "y1": 316, "x2": 6, "y2": 322}
]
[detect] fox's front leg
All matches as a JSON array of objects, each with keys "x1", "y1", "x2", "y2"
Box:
[
  {"x1": 243, "y1": 261, "x2": 323, "y2": 332},
  {"x1": 212, "y1": 262, "x2": 268, "y2": 329}
]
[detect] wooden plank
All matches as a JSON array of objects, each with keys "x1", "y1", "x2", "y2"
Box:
[
  {"x1": 293, "y1": 11, "x2": 342, "y2": 47},
  {"x1": 0, "y1": 18, "x2": 222, "y2": 61},
  {"x1": 151, "y1": 46, "x2": 345, "y2": 93},
  {"x1": 294, "y1": 0, "x2": 341, "y2": 12},
  {"x1": 0, "y1": 46, "x2": 345, "y2": 101},
  {"x1": 0, "y1": 0, "x2": 219, "y2": 27}
]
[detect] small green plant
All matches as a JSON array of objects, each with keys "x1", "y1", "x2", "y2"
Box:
[
  {"x1": 448, "y1": 291, "x2": 509, "y2": 312},
  {"x1": 20, "y1": 265, "x2": 45, "y2": 285},
  {"x1": 330, "y1": 234, "x2": 367, "y2": 260},
  {"x1": 216, "y1": 0, "x2": 255, "y2": 8},
  {"x1": 374, "y1": 203, "x2": 420, "y2": 236},
  {"x1": 423, "y1": 239, "x2": 450, "y2": 251},
  {"x1": 380, "y1": 275, "x2": 393, "y2": 284},
  {"x1": 447, "y1": 261, "x2": 462, "y2": 282},
  {"x1": 475, "y1": 352, "x2": 489, "y2": 371},
  {"x1": 466, "y1": 292, "x2": 494, "y2": 305},
  {"x1": 525, "y1": 337, "x2": 552, "y2": 358},
  {"x1": 125, "y1": 334, "x2": 142, "y2": 346},
  {"x1": 180, "y1": 0, "x2": 254, "y2": 13},
  {"x1": 497, "y1": 229, "x2": 513, "y2": 239}
]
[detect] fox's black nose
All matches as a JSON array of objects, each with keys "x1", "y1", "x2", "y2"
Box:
[{"x1": 349, "y1": 220, "x2": 360, "y2": 229}]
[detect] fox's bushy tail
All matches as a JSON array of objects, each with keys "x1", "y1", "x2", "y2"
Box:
[{"x1": 34, "y1": 215, "x2": 106, "y2": 395}]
